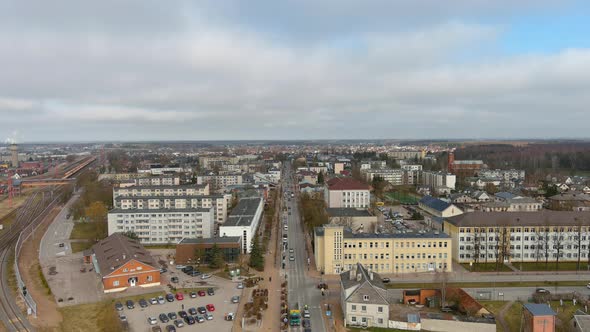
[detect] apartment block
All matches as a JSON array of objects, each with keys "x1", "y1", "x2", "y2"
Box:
[
  {"x1": 219, "y1": 197, "x2": 264, "y2": 254},
  {"x1": 314, "y1": 225, "x2": 452, "y2": 275},
  {"x1": 196, "y1": 173, "x2": 243, "y2": 191},
  {"x1": 444, "y1": 211, "x2": 590, "y2": 264},
  {"x1": 479, "y1": 169, "x2": 525, "y2": 181},
  {"x1": 198, "y1": 156, "x2": 238, "y2": 169},
  {"x1": 113, "y1": 184, "x2": 209, "y2": 199},
  {"x1": 325, "y1": 178, "x2": 371, "y2": 208},
  {"x1": 361, "y1": 168, "x2": 404, "y2": 186},
  {"x1": 422, "y1": 171, "x2": 456, "y2": 192},
  {"x1": 133, "y1": 176, "x2": 180, "y2": 186}
]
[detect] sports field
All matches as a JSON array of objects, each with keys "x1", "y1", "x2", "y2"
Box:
[{"x1": 385, "y1": 192, "x2": 419, "y2": 204}]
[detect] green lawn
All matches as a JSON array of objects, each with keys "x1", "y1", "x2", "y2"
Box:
[
  {"x1": 348, "y1": 327, "x2": 409, "y2": 332},
  {"x1": 71, "y1": 241, "x2": 94, "y2": 253},
  {"x1": 460, "y1": 263, "x2": 514, "y2": 272},
  {"x1": 518, "y1": 261, "x2": 590, "y2": 271},
  {"x1": 59, "y1": 300, "x2": 125, "y2": 332},
  {"x1": 386, "y1": 280, "x2": 588, "y2": 289},
  {"x1": 69, "y1": 221, "x2": 107, "y2": 241},
  {"x1": 385, "y1": 192, "x2": 419, "y2": 204}
]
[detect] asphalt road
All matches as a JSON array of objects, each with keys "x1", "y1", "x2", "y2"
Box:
[
  {"x1": 284, "y1": 163, "x2": 325, "y2": 332},
  {"x1": 39, "y1": 191, "x2": 79, "y2": 265}
]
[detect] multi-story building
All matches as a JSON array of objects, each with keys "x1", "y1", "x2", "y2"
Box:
[
  {"x1": 314, "y1": 225, "x2": 452, "y2": 275},
  {"x1": 219, "y1": 197, "x2": 264, "y2": 254},
  {"x1": 448, "y1": 152, "x2": 484, "y2": 178},
  {"x1": 138, "y1": 164, "x2": 185, "y2": 175},
  {"x1": 134, "y1": 176, "x2": 180, "y2": 186},
  {"x1": 387, "y1": 150, "x2": 424, "y2": 160},
  {"x1": 421, "y1": 171, "x2": 456, "y2": 193},
  {"x1": 175, "y1": 237, "x2": 242, "y2": 265},
  {"x1": 199, "y1": 156, "x2": 238, "y2": 169},
  {"x1": 325, "y1": 178, "x2": 371, "y2": 208},
  {"x1": 361, "y1": 169, "x2": 404, "y2": 186},
  {"x1": 444, "y1": 211, "x2": 590, "y2": 264},
  {"x1": 197, "y1": 173, "x2": 243, "y2": 191},
  {"x1": 548, "y1": 193, "x2": 590, "y2": 211},
  {"x1": 113, "y1": 184, "x2": 209, "y2": 199},
  {"x1": 113, "y1": 194, "x2": 230, "y2": 224},
  {"x1": 107, "y1": 207, "x2": 214, "y2": 244},
  {"x1": 481, "y1": 197, "x2": 542, "y2": 212},
  {"x1": 479, "y1": 169, "x2": 525, "y2": 181},
  {"x1": 360, "y1": 160, "x2": 386, "y2": 170}
]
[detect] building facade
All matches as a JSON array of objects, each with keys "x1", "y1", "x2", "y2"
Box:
[
  {"x1": 341, "y1": 263, "x2": 390, "y2": 328},
  {"x1": 108, "y1": 208, "x2": 214, "y2": 244},
  {"x1": 197, "y1": 173, "x2": 243, "y2": 191},
  {"x1": 113, "y1": 184, "x2": 210, "y2": 199},
  {"x1": 421, "y1": 171, "x2": 456, "y2": 192},
  {"x1": 444, "y1": 211, "x2": 590, "y2": 264},
  {"x1": 175, "y1": 237, "x2": 242, "y2": 265},
  {"x1": 362, "y1": 169, "x2": 404, "y2": 186},
  {"x1": 325, "y1": 177, "x2": 371, "y2": 209},
  {"x1": 219, "y1": 197, "x2": 264, "y2": 253},
  {"x1": 314, "y1": 225, "x2": 452, "y2": 275}
]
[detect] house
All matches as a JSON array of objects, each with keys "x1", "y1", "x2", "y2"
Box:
[
  {"x1": 418, "y1": 196, "x2": 463, "y2": 227},
  {"x1": 450, "y1": 193, "x2": 475, "y2": 204},
  {"x1": 325, "y1": 177, "x2": 370, "y2": 208},
  {"x1": 297, "y1": 170, "x2": 318, "y2": 184},
  {"x1": 523, "y1": 303, "x2": 556, "y2": 332},
  {"x1": 86, "y1": 233, "x2": 160, "y2": 293},
  {"x1": 548, "y1": 193, "x2": 590, "y2": 211},
  {"x1": 470, "y1": 190, "x2": 491, "y2": 202},
  {"x1": 340, "y1": 263, "x2": 390, "y2": 328}
]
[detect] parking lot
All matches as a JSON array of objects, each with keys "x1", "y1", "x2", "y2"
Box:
[{"x1": 119, "y1": 281, "x2": 243, "y2": 332}]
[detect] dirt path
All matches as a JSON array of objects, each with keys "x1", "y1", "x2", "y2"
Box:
[
  {"x1": 18, "y1": 206, "x2": 63, "y2": 331},
  {"x1": 497, "y1": 301, "x2": 515, "y2": 332}
]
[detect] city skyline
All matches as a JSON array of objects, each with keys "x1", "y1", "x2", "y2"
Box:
[{"x1": 1, "y1": 1, "x2": 590, "y2": 141}]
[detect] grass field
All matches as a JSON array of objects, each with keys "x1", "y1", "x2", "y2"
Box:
[
  {"x1": 460, "y1": 263, "x2": 513, "y2": 272},
  {"x1": 59, "y1": 301, "x2": 125, "y2": 332},
  {"x1": 386, "y1": 280, "x2": 588, "y2": 289},
  {"x1": 480, "y1": 301, "x2": 523, "y2": 332},
  {"x1": 69, "y1": 221, "x2": 107, "y2": 241},
  {"x1": 385, "y1": 192, "x2": 420, "y2": 204},
  {"x1": 71, "y1": 241, "x2": 93, "y2": 253},
  {"x1": 518, "y1": 261, "x2": 590, "y2": 271}
]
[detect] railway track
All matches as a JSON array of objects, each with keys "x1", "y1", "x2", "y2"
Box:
[{"x1": 0, "y1": 247, "x2": 31, "y2": 332}]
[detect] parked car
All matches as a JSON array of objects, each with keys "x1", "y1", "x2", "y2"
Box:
[
  {"x1": 174, "y1": 319, "x2": 184, "y2": 328},
  {"x1": 147, "y1": 317, "x2": 158, "y2": 325},
  {"x1": 225, "y1": 312, "x2": 235, "y2": 321},
  {"x1": 126, "y1": 300, "x2": 135, "y2": 309},
  {"x1": 184, "y1": 315, "x2": 195, "y2": 325},
  {"x1": 119, "y1": 314, "x2": 127, "y2": 322},
  {"x1": 166, "y1": 293, "x2": 175, "y2": 302},
  {"x1": 178, "y1": 310, "x2": 188, "y2": 318},
  {"x1": 167, "y1": 312, "x2": 177, "y2": 320},
  {"x1": 175, "y1": 265, "x2": 186, "y2": 270},
  {"x1": 171, "y1": 276, "x2": 179, "y2": 283},
  {"x1": 206, "y1": 304, "x2": 215, "y2": 312},
  {"x1": 237, "y1": 282, "x2": 244, "y2": 289},
  {"x1": 157, "y1": 296, "x2": 166, "y2": 304},
  {"x1": 198, "y1": 290, "x2": 206, "y2": 297},
  {"x1": 205, "y1": 313, "x2": 213, "y2": 320},
  {"x1": 139, "y1": 298, "x2": 149, "y2": 308},
  {"x1": 160, "y1": 267, "x2": 167, "y2": 273},
  {"x1": 188, "y1": 307, "x2": 197, "y2": 315},
  {"x1": 207, "y1": 288, "x2": 215, "y2": 296},
  {"x1": 182, "y1": 266, "x2": 194, "y2": 273},
  {"x1": 175, "y1": 293, "x2": 184, "y2": 301},
  {"x1": 152, "y1": 327, "x2": 162, "y2": 332},
  {"x1": 382, "y1": 278, "x2": 390, "y2": 283},
  {"x1": 536, "y1": 288, "x2": 549, "y2": 294},
  {"x1": 188, "y1": 270, "x2": 201, "y2": 277},
  {"x1": 159, "y1": 313, "x2": 170, "y2": 323},
  {"x1": 165, "y1": 325, "x2": 176, "y2": 332},
  {"x1": 197, "y1": 307, "x2": 207, "y2": 314},
  {"x1": 150, "y1": 297, "x2": 158, "y2": 305},
  {"x1": 195, "y1": 315, "x2": 205, "y2": 323},
  {"x1": 231, "y1": 296, "x2": 240, "y2": 303},
  {"x1": 201, "y1": 273, "x2": 211, "y2": 280},
  {"x1": 587, "y1": 283, "x2": 590, "y2": 289},
  {"x1": 115, "y1": 302, "x2": 123, "y2": 311},
  {"x1": 441, "y1": 307, "x2": 453, "y2": 312}
]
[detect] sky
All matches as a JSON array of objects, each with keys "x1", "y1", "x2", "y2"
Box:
[{"x1": 1, "y1": 0, "x2": 590, "y2": 142}]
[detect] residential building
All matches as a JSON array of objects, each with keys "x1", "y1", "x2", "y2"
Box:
[
  {"x1": 443, "y1": 211, "x2": 590, "y2": 264},
  {"x1": 325, "y1": 177, "x2": 371, "y2": 208},
  {"x1": 418, "y1": 196, "x2": 463, "y2": 219},
  {"x1": 387, "y1": 150, "x2": 424, "y2": 160},
  {"x1": 219, "y1": 197, "x2": 264, "y2": 253},
  {"x1": 401, "y1": 164, "x2": 422, "y2": 185},
  {"x1": 107, "y1": 207, "x2": 214, "y2": 244},
  {"x1": 548, "y1": 193, "x2": 590, "y2": 211},
  {"x1": 175, "y1": 237, "x2": 242, "y2": 265},
  {"x1": 327, "y1": 208, "x2": 378, "y2": 233},
  {"x1": 523, "y1": 303, "x2": 556, "y2": 332},
  {"x1": 572, "y1": 313, "x2": 590, "y2": 332},
  {"x1": 421, "y1": 171, "x2": 456, "y2": 193},
  {"x1": 97, "y1": 172, "x2": 149, "y2": 182},
  {"x1": 334, "y1": 162, "x2": 345, "y2": 175},
  {"x1": 113, "y1": 184, "x2": 209, "y2": 199},
  {"x1": 314, "y1": 225, "x2": 452, "y2": 275},
  {"x1": 197, "y1": 172, "x2": 243, "y2": 191},
  {"x1": 360, "y1": 160, "x2": 387, "y2": 170},
  {"x1": 134, "y1": 176, "x2": 180, "y2": 186},
  {"x1": 481, "y1": 197, "x2": 542, "y2": 212},
  {"x1": 362, "y1": 169, "x2": 404, "y2": 186},
  {"x1": 297, "y1": 170, "x2": 318, "y2": 184},
  {"x1": 448, "y1": 152, "x2": 484, "y2": 178},
  {"x1": 341, "y1": 263, "x2": 391, "y2": 328},
  {"x1": 199, "y1": 156, "x2": 238, "y2": 169},
  {"x1": 138, "y1": 164, "x2": 185, "y2": 175},
  {"x1": 85, "y1": 233, "x2": 160, "y2": 293},
  {"x1": 479, "y1": 169, "x2": 525, "y2": 181}
]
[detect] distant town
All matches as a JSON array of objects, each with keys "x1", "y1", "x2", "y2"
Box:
[{"x1": 1, "y1": 140, "x2": 590, "y2": 332}]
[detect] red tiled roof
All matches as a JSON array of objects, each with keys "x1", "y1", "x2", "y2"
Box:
[{"x1": 327, "y1": 177, "x2": 370, "y2": 191}]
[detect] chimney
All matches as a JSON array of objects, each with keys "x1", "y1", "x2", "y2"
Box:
[
  {"x1": 356, "y1": 273, "x2": 362, "y2": 282},
  {"x1": 370, "y1": 272, "x2": 374, "y2": 281},
  {"x1": 122, "y1": 254, "x2": 126, "y2": 260}
]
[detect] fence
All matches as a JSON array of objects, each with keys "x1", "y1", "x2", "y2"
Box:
[{"x1": 13, "y1": 190, "x2": 63, "y2": 317}]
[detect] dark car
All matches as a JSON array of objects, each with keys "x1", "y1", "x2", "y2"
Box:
[
  {"x1": 303, "y1": 319, "x2": 311, "y2": 328},
  {"x1": 188, "y1": 270, "x2": 201, "y2": 277},
  {"x1": 382, "y1": 278, "x2": 390, "y2": 283},
  {"x1": 160, "y1": 267, "x2": 167, "y2": 273},
  {"x1": 171, "y1": 276, "x2": 179, "y2": 283},
  {"x1": 178, "y1": 310, "x2": 188, "y2": 318},
  {"x1": 115, "y1": 302, "x2": 124, "y2": 311},
  {"x1": 167, "y1": 312, "x2": 177, "y2": 320},
  {"x1": 139, "y1": 298, "x2": 149, "y2": 308},
  {"x1": 174, "y1": 319, "x2": 184, "y2": 328},
  {"x1": 207, "y1": 288, "x2": 215, "y2": 296},
  {"x1": 197, "y1": 307, "x2": 207, "y2": 314},
  {"x1": 165, "y1": 325, "x2": 176, "y2": 332},
  {"x1": 184, "y1": 315, "x2": 196, "y2": 325},
  {"x1": 188, "y1": 307, "x2": 197, "y2": 315},
  {"x1": 166, "y1": 293, "x2": 175, "y2": 302},
  {"x1": 182, "y1": 266, "x2": 194, "y2": 273},
  {"x1": 159, "y1": 313, "x2": 170, "y2": 323},
  {"x1": 126, "y1": 300, "x2": 135, "y2": 309}
]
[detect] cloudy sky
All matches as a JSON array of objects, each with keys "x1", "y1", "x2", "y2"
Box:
[{"x1": 1, "y1": 0, "x2": 590, "y2": 142}]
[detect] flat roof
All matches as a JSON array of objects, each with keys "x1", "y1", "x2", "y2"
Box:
[
  {"x1": 315, "y1": 226, "x2": 449, "y2": 239},
  {"x1": 524, "y1": 303, "x2": 556, "y2": 316},
  {"x1": 223, "y1": 197, "x2": 263, "y2": 227},
  {"x1": 446, "y1": 211, "x2": 590, "y2": 227},
  {"x1": 178, "y1": 237, "x2": 240, "y2": 245},
  {"x1": 326, "y1": 208, "x2": 372, "y2": 217},
  {"x1": 109, "y1": 208, "x2": 211, "y2": 214}
]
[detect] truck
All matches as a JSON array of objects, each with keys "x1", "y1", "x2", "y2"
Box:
[{"x1": 289, "y1": 303, "x2": 301, "y2": 326}]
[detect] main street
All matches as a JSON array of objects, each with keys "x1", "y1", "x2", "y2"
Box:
[{"x1": 283, "y1": 162, "x2": 326, "y2": 332}]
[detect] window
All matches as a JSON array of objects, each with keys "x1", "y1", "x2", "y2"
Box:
[
  {"x1": 361, "y1": 305, "x2": 367, "y2": 312},
  {"x1": 147, "y1": 275, "x2": 153, "y2": 281},
  {"x1": 363, "y1": 295, "x2": 369, "y2": 302},
  {"x1": 378, "y1": 318, "x2": 384, "y2": 324},
  {"x1": 351, "y1": 316, "x2": 357, "y2": 322},
  {"x1": 113, "y1": 280, "x2": 120, "y2": 286},
  {"x1": 351, "y1": 305, "x2": 357, "y2": 311},
  {"x1": 378, "y1": 306, "x2": 383, "y2": 313}
]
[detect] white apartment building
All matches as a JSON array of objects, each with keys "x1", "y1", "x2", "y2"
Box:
[
  {"x1": 325, "y1": 178, "x2": 371, "y2": 209},
  {"x1": 108, "y1": 208, "x2": 214, "y2": 244},
  {"x1": 444, "y1": 211, "x2": 590, "y2": 264},
  {"x1": 422, "y1": 171, "x2": 456, "y2": 192},
  {"x1": 199, "y1": 156, "x2": 238, "y2": 169},
  {"x1": 360, "y1": 160, "x2": 386, "y2": 170},
  {"x1": 138, "y1": 165, "x2": 185, "y2": 175},
  {"x1": 361, "y1": 169, "x2": 404, "y2": 186},
  {"x1": 478, "y1": 169, "x2": 525, "y2": 181},
  {"x1": 113, "y1": 184, "x2": 210, "y2": 198},
  {"x1": 196, "y1": 173, "x2": 243, "y2": 191},
  {"x1": 134, "y1": 176, "x2": 180, "y2": 186},
  {"x1": 219, "y1": 197, "x2": 264, "y2": 253},
  {"x1": 113, "y1": 194, "x2": 231, "y2": 224}
]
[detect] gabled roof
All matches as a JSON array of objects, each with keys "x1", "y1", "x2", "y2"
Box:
[
  {"x1": 92, "y1": 233, "x2": 157, "y2": 276},
  {"x1": 419, "y1": 195, "x2": 451, "y2": 212},
  {"x1": 340, "y1": 263, "x2": 388, "y2": 304},
  {"x1": 524, "y1": 303, "x2": 556, "y2": 316},
  {"x1": 326, "y1": 177, "x2": 370, "y2": 191}
]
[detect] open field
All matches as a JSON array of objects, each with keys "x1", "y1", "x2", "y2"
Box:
[
  {"x1": 385, "y1": 192, "x2": 419, "y2": 204},
  {"x1": 69, "y1": 221, "x2": 107, "y2": 241},
  {"x1": 386, "y1": 280, "x2": 588, "y2": 289},
  {"x1": 58, "y1": 300, "x2": 124, "y2": 332}
]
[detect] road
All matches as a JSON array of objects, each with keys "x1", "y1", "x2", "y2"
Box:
[
  {"x1": 38, "y1": 191, "x2": 79, "y2": 265},
  {"x1": 284, "y1": 162, "x2": 325, "y2": 332}
]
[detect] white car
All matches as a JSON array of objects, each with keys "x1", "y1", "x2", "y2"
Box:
[
  {"x1": 175, "y1": 264, "x2": 186, "y2": 269},
  {"x1": 148, "y1": 317, "x2": 158, "y2": 325},
  {"x1": 149, "y1": 297, "x2": 158, "y2": 305},
  {"x1": 205, "y1": 313, "x2": 213, "y2": 320},
  {"x1": 586, "y1": 283, "x2": 590, "y2": 289},
  {"x1": 201, "y1": 273, "x2": 211, "y2": 280},
  {"x1": 157, "y1": 296, "x2": 166, "y2": 304},
  {"x1": 237, "y1": 283, "x2": 244, "y2": 289}
]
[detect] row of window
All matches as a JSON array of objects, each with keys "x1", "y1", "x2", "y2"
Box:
[
  {"x1": 343, "y1": 241, "x2": 448, "y2": 249},
  {"x1": 460, "y1": 227, "x2": 590, "y2": 233},
  {"x1": 459, "y1": 252, "x2": 590, "y2": 259}
]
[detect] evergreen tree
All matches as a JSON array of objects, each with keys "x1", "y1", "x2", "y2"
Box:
[
  {"x1": 317, "y1": 171, "x2": 325, "y2": 184},
  {"x1": 207, "y1": 244, "x2": 225, "y2": 269},
  {"x1": 249, "y1": 236, "x2": 265, "y2": 271}
]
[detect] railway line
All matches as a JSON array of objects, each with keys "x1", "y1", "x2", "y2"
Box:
[{"x1": 0, "y1": 247, "x2": 32, "y2": 332}]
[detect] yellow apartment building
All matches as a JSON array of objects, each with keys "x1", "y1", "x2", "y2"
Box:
[{"x1": 314, "y1": 225, "x2": 452, "y2": 275}]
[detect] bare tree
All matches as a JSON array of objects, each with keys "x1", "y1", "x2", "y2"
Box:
[
  {"x1": 434, "y1": 268, "x2": 449, "y2": 308},
  {"x1": 554, "y1": 227, "x2": 565, "y2": 271},
  {"x1": 575, "y1": 219, "x2": 582, "y2": 271},
  {"x1": 495, "y1": 227, "x2": 510, "y2": 272}
]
